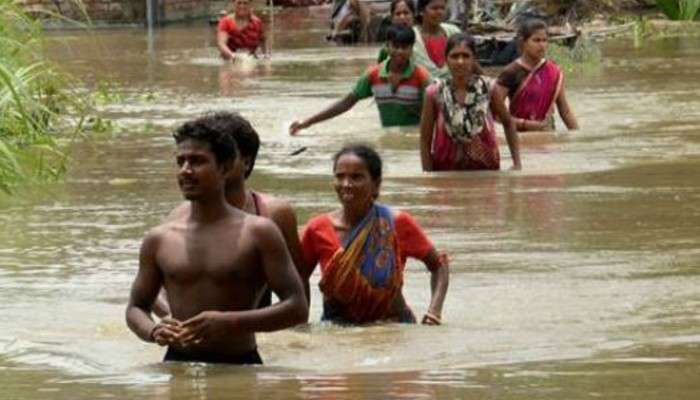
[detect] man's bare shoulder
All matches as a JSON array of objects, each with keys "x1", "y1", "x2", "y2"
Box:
[
  {"x1": 139, "y1": 219, "x2": 180, "y2": 254},
  {"x1": 255, "y1": 192, "x2": 297, "y2": 223},
  {"x1": 164, "y1": 202, "x2": 190, "y2": 222},
  {"x1": 146, "y1": 217, "x2": 184, "y2": 238},
  {"x1": 241, "y1": 212, "x2": 283, "y2": 241}
]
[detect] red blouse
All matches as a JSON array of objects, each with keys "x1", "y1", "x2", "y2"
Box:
[
  {"x1": 301, "y1": 211, "x2": 437, "y2": 275},
  {"x1": 424, "y1": 35, "x2": 447, "y2": 68},
  {"x1": 217, "y1": 14, "x2": 265, "y2": 54}
]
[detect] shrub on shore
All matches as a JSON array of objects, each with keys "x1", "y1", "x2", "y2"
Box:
[
  {"x1": 655, "y1": 0, "x2": 700, "y2": 20},
  {"x1": 0, "y1": 0, "x2": 90, "y2": 193}
]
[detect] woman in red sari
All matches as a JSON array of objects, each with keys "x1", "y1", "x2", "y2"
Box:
[
  {"x1": 300, "y1": 144, "x2": 449, "y2": 325},
  {"x1": 492, "y1": 19, "x2": 578, "y2": 132},
  {"x1": 217, "y1": 0, "x2": 270, "y2": 61},
  {"x1": 420, "y1": 33, "x2": 521, "y2": 171}
]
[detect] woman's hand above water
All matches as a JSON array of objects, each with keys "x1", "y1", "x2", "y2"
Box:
[
  {"x1": 421, "y1": 311, "x2": 441, "y2": 325},
  {"x1": 422, "y1": 250, "x2": 449, "y2": 325}
]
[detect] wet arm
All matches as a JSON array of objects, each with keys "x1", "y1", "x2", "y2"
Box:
[
  {"x1": 270, "y1": 202, "x2": 310, "y2": 306},
  {"x1": 125, "y1": 232, "x2": 164, "y2": 342},
  {"x1": 422, "y1": 248, "x2": 449, "y2": 320},
  {"x1": 556, "y1": 85, "x2": 579, "y2": 130},
  {"x1": 152, "y1": 289, "x2": 170, "y2": 318},
  {"x1": 491, "y1": 84, "x2": 522, "y2": 170},
  {"x1": 221, "y1": 221, "x2": 308, "y2": 332},
  {"x1": 290, "y1": 93, "x2": 360, "y2": 134},
  {"x1": 419, "y1": 92, "x2": 435, "y2": 171},
  {"x1": 217, "y1": 30, "x2": 236, "y2": 60}
]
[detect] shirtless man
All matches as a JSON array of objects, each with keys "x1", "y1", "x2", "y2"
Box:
[
  {"x1": 126, "y1": 113, "x2": 308, "y2": 364},
  {"x1": 165, "y1": 112, "x2": 309, "y2": 308}
]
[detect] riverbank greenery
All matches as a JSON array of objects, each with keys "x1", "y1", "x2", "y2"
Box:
[
  {"x1": 655, "y1": 0, "x2": 700, "y2": 20},
  {"x1": 547, "y1": 38, "x2": 602, "y2": 74},
  {"x1": 0, "y1": 0, "x2": 90, "y2": 193}
]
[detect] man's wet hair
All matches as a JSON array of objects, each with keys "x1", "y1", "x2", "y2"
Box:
[
  {"x1": 225, "y1": 112, "x2": 260, "y2": 179},
  {"x1": 386, "y1": 24, "x2": 416, "y2": 47},
  {"x1": 173, "y1": 112, "x2": 240, "y2": 164},
  {"x1": 333, "y1": 143, "x2": 383, "y2": 183}
]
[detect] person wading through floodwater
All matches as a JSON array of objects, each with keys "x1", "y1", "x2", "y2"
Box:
[
  {"x1": 217, "y1": 0, "x2": 270, "y2": 61},
  {"x1": 161, "y1": 112, "x2": 308, "y2": 310},
  {"x1": 289, "y1": 24, "x2": 432, "y2": 133},
  {"x1": 126, "y1": 113, "x2": 307, "y2": 365},
  {"x1": 420, "y1": 33, "x2": 521, "y2": 171},
  {"x1": 492, "y1": 18, "x2": 579, "y2": 132},
  {"x1": 300, "y1": 144, "x2": 449, "y2": 325}
]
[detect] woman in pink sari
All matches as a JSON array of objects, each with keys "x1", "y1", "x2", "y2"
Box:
[
  {"x1": 492, "y1": 19, "x2": 578, "y2": 132},
  {"x1": 420, "y1": 34, "x2": 521, "y2": 171}
]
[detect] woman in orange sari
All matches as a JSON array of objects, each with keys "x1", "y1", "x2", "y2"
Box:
[
  {"x1": 492, "y1": 19, "x2": 578, "y2": 132},
  {"x1": 300, "y1": 144, "x2": 449, "y2": 325}
]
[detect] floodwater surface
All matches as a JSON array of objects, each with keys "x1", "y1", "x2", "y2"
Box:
[{"x1": 1, "y1": 7, "x2": 700, "y2": 399}]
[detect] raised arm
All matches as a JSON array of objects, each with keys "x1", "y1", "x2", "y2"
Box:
[
  {"x1": 217, "y1": 30, "x2": 236, "y2": 61},
  {"x1": 126, "y1": 231, "x2": 181, "y2": 345},
  {"x1": 420, "y1": 248, "x2": 449, "y2": 325},
  {"x1": 491, "y1": 84, "x2": 522, "y2": 170},
  {"x1": 419, "y1": 90, "x2": 436, "y2": 171},
  {"x1": 556, "y1": 84, "x2": 579, "y2": 130},
  {"x1": 289, "y1": 93, "x2": 360, "y2": 135}
]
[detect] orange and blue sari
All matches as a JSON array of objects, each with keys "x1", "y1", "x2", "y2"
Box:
[
  {"x1": 510, "y1": 58, "x2": 563, "y2": 129},
  {"x1": 319, "y1": 204, "x2": 404, "y2": 324}
]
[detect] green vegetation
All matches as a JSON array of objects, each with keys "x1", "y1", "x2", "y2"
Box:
[
  {"x1": 0, "y1": 0, "x2": 93, "y2": 193},
  {"x1": 547, "y1": 38, "x2": 602, "y2": 74},
  {"x1": 656, "y1": 0, "x2": 700, "y2": 20}
]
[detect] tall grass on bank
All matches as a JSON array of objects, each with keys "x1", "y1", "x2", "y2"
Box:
[
  {"x1": 656, "y1": 0, "x2": 700, "y2": 20},
  {"x1": 547, "y1": 37, "x2": 602, "y2": 75},
  {"x1": 0, "y1": 0, "x2": 88, "y2": 193}
]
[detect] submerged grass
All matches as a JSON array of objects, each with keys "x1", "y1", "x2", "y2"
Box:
[{"x1": 0, "y1": 0, "x2": 95, "y2": 193}]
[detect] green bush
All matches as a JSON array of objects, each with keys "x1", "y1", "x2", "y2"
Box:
[
  {"x1": 656, "y1": 0, "x2": 700, "y2": 20},
  {"x1": 0, "y1": 0, "x2": 89, "y2": 193}
]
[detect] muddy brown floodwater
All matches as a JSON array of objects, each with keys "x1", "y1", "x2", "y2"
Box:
[{"x1": 1, "y1": 7, "x2": 699, "y2": 400}]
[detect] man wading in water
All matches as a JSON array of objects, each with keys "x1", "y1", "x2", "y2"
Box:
[
  {"x1": 126, "y1": 113, "x2": 308, "y2": 364},
  {"x1": 164, "y1": 112, "x2": 309, "y2": 308}
]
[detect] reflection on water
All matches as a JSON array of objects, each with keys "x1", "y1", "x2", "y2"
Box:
[{"x1": 1, "y1": 7, "x2": 700, "y2": 399}]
